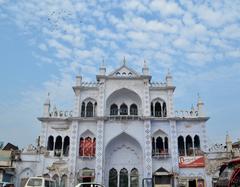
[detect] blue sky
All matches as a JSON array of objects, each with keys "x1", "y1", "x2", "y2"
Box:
[{"x1": 0, "y1": 0, "x2": 239, "y2": 148}]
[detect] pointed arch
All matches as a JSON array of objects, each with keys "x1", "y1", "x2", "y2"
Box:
[
  {"x1": 110, "y1": 104, "x2": 118, "y2": 115},
  {"x1": 178, "y1": 136, "x2": 185, "y2": 156},
  {"x1": 155, "y1": 102, "x2": 162, "y2": 117},
  {"x1": 156, "y1": 137, "x2": 164, "y2": 153},
  {"x1": 81, "y1": 102, "x2": 85, "y2": 117},
  {"x1": 130, "y1": 104, "x2": 138, "y2": 115},
  {"x1": 55, "y1": 136, "x2": 62, "y2": 157},
  {"x1": 186, "y1": 135, "x2": 193, "y2": 156},
  {"x1": 120, "y1": 168, "x2": 128, "y2": 187},
  {"x1": 194, "y1": 135, "x2": 200, "y2": 149},
  {"x1": 163, "y1": 102, "x2": 167, "y2": 117},
  {"x1": 120, "y1": 103, "x2": 128, "y2": 115},
  {"x1": 130, "y1": 168, "x2": 139, "y2": 187},
  {"x1": 47, "y1": 136, "x2": 54, "y2": 151},
  {"x1": 63, "y1": 136, "x2": 70, "y2": 156},
  {"x1": 86, "y1": 101, "x2": 93, "y2": 117},
  {"x1": 164, "y1": 137, "x2": 168, "y2": 152},
  {"x1": 109, "y1": 168, "x2": 118, "y2": 187},
  {"x1": 60, "y1": 174, "x2": 67, "y2": 187}
]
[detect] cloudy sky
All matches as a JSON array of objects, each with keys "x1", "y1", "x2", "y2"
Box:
[{"x1": 0, "y1": 0, "x2": 239, "y2": 148}]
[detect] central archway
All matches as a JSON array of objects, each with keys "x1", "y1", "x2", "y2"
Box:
[{"x1": 104, "y1": 133, "x2": 143, "y2": 187}]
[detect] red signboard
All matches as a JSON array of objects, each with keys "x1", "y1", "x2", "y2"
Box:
[{"x1": 179, "y1": 156, "x2": 205, "y2": 168}]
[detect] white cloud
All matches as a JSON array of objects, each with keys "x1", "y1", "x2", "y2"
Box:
[{"x1": 149, "y1": 0, "x2": 183, "y2": 16}]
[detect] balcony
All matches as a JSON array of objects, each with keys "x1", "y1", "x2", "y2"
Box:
[
  {"x1": 152, "y1": 150, "x2": 170, "y2": 159},
  {"x1": 178, "y1": 148, "x2": 204, "y2": 157}
]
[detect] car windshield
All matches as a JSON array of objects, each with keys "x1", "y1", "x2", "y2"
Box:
[{"x1": 27, "y1": 179, "x2": 42, "y2": 186}]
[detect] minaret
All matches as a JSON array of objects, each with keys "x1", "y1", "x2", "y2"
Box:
[
  {"x1": 142, "y1": 60, "x2": 149, "y2": 75},
  {"x1": 197, "y1": 94, "x2": 204, "y2": 117},
  {"x1": 99, "y1": 57, "x2": 106, "y2": 76},
  {"x1": 76, "y1": 68, "x2": 82, "y2": 86},
  {"x1": 226, "y1": 132, "x2": 232, "y2": 152},
  {"x1": 166, "y1": 69, "x2": 173, "y2": 86},
  {"x1": 43, "y1": 93, "x2": 50, "y2": 117}
]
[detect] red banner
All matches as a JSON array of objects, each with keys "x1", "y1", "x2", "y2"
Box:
[
  {"x1": 79, "y1": 138, "x2": 96, "y2": 157},
  {"x1": 179, "y1": 156, "x2": 205, "y2": 168}
]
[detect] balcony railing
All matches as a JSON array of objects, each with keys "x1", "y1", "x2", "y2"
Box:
[
  {"x1": 178, "y1": 148, "x2": 204, "y2": 156},
  {"x1": 152, "y1": 150, "x2": 170, "y2": 158}
]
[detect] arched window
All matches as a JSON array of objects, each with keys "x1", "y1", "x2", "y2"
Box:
[
  {"x1": 120, "y1": 103, "x2": 128, "y2": 115},
  {"x1": 122, "y1": 72, "x2": 126, "y2": 76},
  {"x1": 81, "y1": 102, "x2": 85, "y2": 117},
  {"x1": 60, "y1": 175, "x2": 67, "y2": 187},
  {"x1": 63, "y1": 136, "x2": 70, "y2": 156},
  {"x1": 84, "y1": 137, "x2": 92, "y2": 156},
  {"x1": 47, "y1": 136, "x2": 54, "y2": 151},
  {"x1": 178, "y1": 136, "x2": 185, "y2": 156},
  {"x1": 120, "y1": 168, "x2": 128, "y2": 187},
  {"x1": 109, "y1": 168, "x2": 118, "y2": 187},
  {"x1": 55, "y1": 136, "x2": 62, "y2": 157},
  {"x1": 93, "y1": 138, "x2": 96, "y2": 156},
  {"x1": 151, "y1": 102, "x2": 154, "y2": 116},
  {"x1": 163, "y1": 102, "x2": 167, "y2": 117},
  {"x1": 79, "y1": 137, "x2": 84, "y2": 156},
  {"x1": 155, "y1": 102, "x2": 161, "y2": 117},
  {"x1": 128, "y1": 72, "x2": 133, "y2": 76},
  {"x1": 130, "y1": 168, "x2": 139, "y2": 187},
  {"x1": 152, "y1": 137, "x2": 156, "y2": 155},
  {"x1": 156, "y1": 137, "x2": 163, "y2": 154},
  {"x1": 194, "y1": 135, "x2": 200, "y2": 149},
  {"x1": 194, "y1": 135, "x2": 201, "y2": 156},
  {"x1": 186, "y1": 135, "x2": 193, "y2": 156},
  {"x1": 52, "y1": 175, "x2": 59, "y2": 187},
  {"x1": 86, "y1": 102, "x2": 93, "y2": 117},
  {"x1": 110, "y1": 104, "x2": 118, "y2": 115},
  {"x1": 130, "y1": 104, "x2": 138, "y2": 115},
  {"x1": 164, "y1": 137, "x2": 168, "y2": 152}
]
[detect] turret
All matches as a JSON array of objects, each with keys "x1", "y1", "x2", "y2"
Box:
[
  {"x1": 197, "y1": 94, "x2": 205, "y2": 117},
  {"x1": 43, "y1": 93, "x2": 50, "y2": 117},
  {"x1": 166, "y1": 69, "x2": 173, "y2": 86},
  {"x1": 99, "y1": 58, "x2": 106, "y2": 76},
  {"x1": 142, "y1": 60, "x2": 149, "y2": 75},
  {"x1": 76, "y1": 68, "x2": 82, "y2": 86},
  {"x1": 226, "y1": 133, "x2": 232, "y2": 152}
]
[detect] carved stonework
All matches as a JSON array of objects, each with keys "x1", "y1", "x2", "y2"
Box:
[
  {"x1": 95, "y1": 120, "x2": 104, "y2": 183},
  {"x1": 170, "y1": 121, "x2": 179, "y2": 172},
  {"x1": 144, "y1": 120, "x2": 152, "y2": 178}
]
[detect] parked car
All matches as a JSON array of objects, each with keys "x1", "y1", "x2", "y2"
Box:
[{"x1": 75, "y1": 183, "x2": 104, "y2": 187}]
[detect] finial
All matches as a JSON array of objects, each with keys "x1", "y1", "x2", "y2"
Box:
[
  {"x1": 101, "y1": 56, "x2": 105, "y2": 67},
  {"x1": 123, "y1": 56, "x2": 126, "y2": 65}
]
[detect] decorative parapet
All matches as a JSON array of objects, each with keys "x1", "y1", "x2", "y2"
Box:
[
  {"x1": 49, "y1": 106, "x2": 73, "y2": 118},
  {"x1": 150, "y1": 82, "x2": 166, "y2": 87},
  {"x1": 174, "y1": 110, "x2": 199, "y2": 118},
  {"x1": 80, "y1": 82, "x2": 99, "y2": 87}
]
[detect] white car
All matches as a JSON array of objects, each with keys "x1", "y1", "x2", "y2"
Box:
[{"x1": 75, "y1": 183, "x2": 104, "y2": 187}]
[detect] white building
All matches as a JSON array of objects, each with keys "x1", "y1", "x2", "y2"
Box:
[{"x1": 15, "y1": 61, "x2": 210, "y2": 187}]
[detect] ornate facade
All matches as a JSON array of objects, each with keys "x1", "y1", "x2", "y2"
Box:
[{"x1": 15, "y1": 61, "x2": 210, "y2": 187}]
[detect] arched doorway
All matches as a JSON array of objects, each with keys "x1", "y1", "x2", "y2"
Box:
[{"x1": 105, "y1": 133, "x2": 143, "y2": 187}]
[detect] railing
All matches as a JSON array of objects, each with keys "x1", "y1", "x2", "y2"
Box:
[
  {"x1": 178, "y1": 148, "x2": 204, "y2": 156},
  {"x1": 152, "y1": 150, "x2": 170, "y2": 158},
  {"x1": 150, "y1": 82, "x2": 167, "y2": 87},
  {"x1": 49, "y1": 107, "x2": 73, "y2": 118},
  {"x1": 80, "y1": 82, "x2": 99, "y2": 87},
  {"x1": 81, "y1": 111, "x2": 95, "y2": 117},
  {"x1": 175, "y1": 110, "x2": 199, "y2": 118},
  {"x1": 107, "y1": 115, "x2": 141, "y2": 120}
]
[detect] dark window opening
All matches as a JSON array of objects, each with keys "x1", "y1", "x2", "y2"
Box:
[
  {"x1": 63, "y1": 136, "x2": 70, "y2": 156},
  {"x1": 178, "y1": 136, "x2": 185, "y2": 156},
  {"x1": 55, "y1": 136, "x2": 62, "y2": 157},
  {"x1": 120, "y1": 104, "x2": 128, "y2": 115},
  {"x1": 155, "y1": 102, "x2": 162, "y2": 117},
  {"x1": 47, "y1": 136, "x2": 54, "y2": 151},
  {"x1": 109, "y1": 168, "x2": 118, "y2": 187},
  {"x1": 81, "y1": 102, "x2": 85, "y2": 117},
  {"x1": 110, "y1": 104, "x2": 118, "y2": 115},
  {"x1": 186, "y1": 135, "x2": 193, "y2": 156},
  {"x1": 130, "y1": 104, "x2": 138, "y2": 115}
]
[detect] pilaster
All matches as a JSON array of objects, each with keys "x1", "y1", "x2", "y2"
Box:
[
  {"x1": 143, "y1": 79, "x2": 150, "y2": 116},
  {"x1": 143, "y1": 120, "x2": 152, "y2": 179},
  {"x1": 95, "y1": 120, "x2": 104, "y2": 184},
  {"x1": 68, "y1": 121, "x2": 79, "y2": 187},
  {"x1": 169, "y1": 120, "x2": 179, "y2": 173}
]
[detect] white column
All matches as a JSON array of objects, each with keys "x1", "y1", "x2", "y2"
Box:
[{"x1": 95, "y1": 120, "x2": 104, "y2": 184}]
